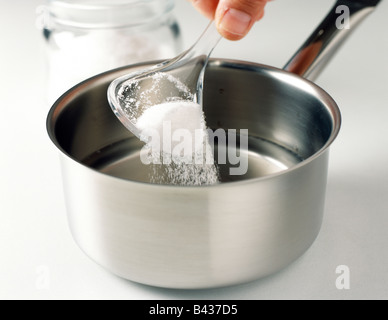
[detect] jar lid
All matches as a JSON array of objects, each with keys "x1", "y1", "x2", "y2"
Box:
[{"x1": 46, "y1": 0, "x2": 175, "y2": 29}]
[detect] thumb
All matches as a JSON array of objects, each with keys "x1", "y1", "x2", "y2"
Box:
[{"x1": 215, "y1": 0, "x2": 267, "y2": 40}]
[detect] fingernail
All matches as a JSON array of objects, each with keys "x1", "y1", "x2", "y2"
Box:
[{"x1": 219, "y1": 8, "x2": 252, "y2": 36}]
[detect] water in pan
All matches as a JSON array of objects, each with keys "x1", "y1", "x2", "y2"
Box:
[{"x1": 82, "y1": 135, "x2": 304, "y2": 184}]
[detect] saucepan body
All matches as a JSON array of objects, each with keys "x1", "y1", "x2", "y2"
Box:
[{"x1": 47, "y1": 60, "x2": 340, "y2": 288}]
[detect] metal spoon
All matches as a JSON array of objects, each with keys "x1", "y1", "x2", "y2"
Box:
[{"x1": 107, "y1": 21, "x2": 222, "y2": 138}]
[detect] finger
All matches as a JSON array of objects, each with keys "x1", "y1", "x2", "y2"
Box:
[
  {"x1": 189, "y1": 0, "x2": 220, "y2": 20},
  {"x1": 215, "y1": 0, "x2": 268, "y2": 40}
]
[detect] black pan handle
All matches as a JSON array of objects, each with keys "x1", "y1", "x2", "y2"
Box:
[{"x1": 283, "y1": 0, "x2": 381, "y2": 81}]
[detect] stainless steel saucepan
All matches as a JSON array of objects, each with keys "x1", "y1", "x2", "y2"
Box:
[{"x1": 47, "y1": 0, "x2": 380, "y2": 289}]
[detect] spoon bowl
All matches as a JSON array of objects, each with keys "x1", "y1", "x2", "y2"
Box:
[{"x1": 107, "y1": 22, "x2": 222, "y2": 138}]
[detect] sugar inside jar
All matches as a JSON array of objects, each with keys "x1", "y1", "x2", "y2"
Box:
[{"x1": 39, "y1": 0, "x2": 182, "y2": 103}]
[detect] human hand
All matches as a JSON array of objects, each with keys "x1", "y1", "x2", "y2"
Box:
[{"x1": 189, "y1": 0, "x2": 270, "y2": 40}]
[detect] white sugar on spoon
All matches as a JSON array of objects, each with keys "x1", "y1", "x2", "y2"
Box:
[{"x1": 108, "y1": 22, "x2": 222, "y2": 185}]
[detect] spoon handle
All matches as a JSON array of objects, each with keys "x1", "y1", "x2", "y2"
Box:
[{"x1": 185, "y1": 21, "x2": 222, "y2": 61}]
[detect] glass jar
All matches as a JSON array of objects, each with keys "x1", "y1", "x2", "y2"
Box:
[{"x1": 39, "y1": 0, "x2": 182, "y2": 103}]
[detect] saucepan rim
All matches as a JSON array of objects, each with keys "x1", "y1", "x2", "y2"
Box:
[{"x1": 47, "y1": 58, "x2": 341, "y2": 189}]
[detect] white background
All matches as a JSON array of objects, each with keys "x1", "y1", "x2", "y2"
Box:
[{"x1": 0, "y1": 0, "x2": 387, "y2": 300}]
